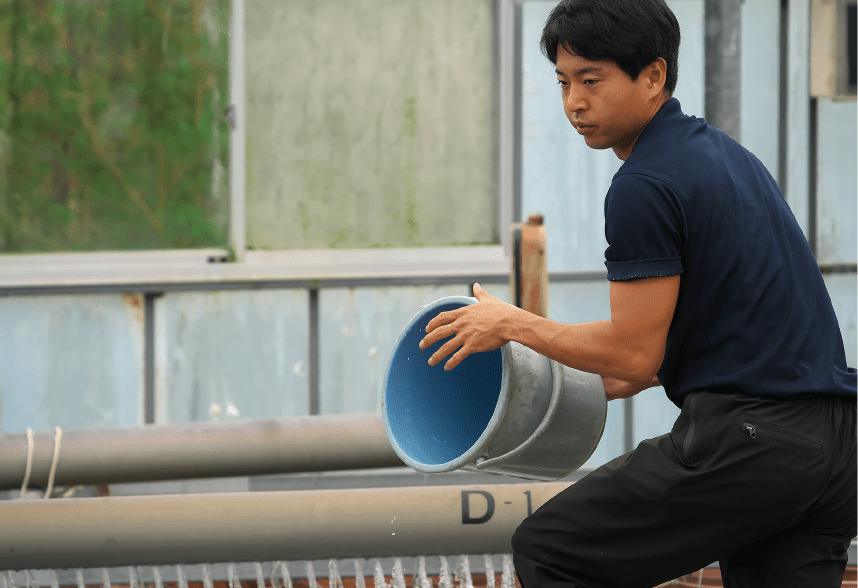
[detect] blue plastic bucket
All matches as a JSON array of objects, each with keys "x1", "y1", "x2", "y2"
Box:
[{"x1": 382, "y1": 296, "x2": 607, "y2": 481}]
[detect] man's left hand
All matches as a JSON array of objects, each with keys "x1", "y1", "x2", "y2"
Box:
[{"x1": 419, "y1": 283, "x2": 520, "y2": 370}]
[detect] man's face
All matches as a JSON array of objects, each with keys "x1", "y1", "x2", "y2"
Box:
[{"x1": 555, "y1": 44, "x2": 664, "y2": 160}]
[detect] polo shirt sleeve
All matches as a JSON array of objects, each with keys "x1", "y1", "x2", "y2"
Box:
[{"x1": 604, "y1": 172, "x2": 685, "y2": 281}]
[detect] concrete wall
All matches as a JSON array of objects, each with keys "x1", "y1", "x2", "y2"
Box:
[{"x1": 244, "y1": 0, "x2": 497, "y2": 250}]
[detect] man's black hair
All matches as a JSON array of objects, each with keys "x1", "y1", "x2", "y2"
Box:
[{"x1": 540, "y1": 0, "x2": 681, "y2": 95}]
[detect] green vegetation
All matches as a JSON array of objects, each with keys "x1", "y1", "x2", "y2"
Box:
[{"x1": 0, "y1": 0, "x2": 229, "y2": 252}]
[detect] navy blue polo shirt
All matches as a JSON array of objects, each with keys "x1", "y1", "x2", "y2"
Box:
[{"x1": 604, "y1": 98, "x2": 856, "y2": 406}]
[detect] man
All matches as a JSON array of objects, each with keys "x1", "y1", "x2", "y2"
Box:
[{"x1": 417, "y1": 0, "x2": 857, "y2": 586}]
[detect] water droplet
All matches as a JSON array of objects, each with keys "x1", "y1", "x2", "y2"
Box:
[{"x1": 392, "y1": 532, "x2": 396, "y2": 536}]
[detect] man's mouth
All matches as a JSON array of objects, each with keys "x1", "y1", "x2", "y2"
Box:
[{"x1": 573, "y1": 122, "x2": 594, "y2": 135}]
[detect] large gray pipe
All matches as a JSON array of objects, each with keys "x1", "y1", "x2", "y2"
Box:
[
  {"x1": 0, "y1": 482, "x2": 569, "y2": 570},
  {"x1": 0, "y1": 413, "x2": 402, "y2": 490}
]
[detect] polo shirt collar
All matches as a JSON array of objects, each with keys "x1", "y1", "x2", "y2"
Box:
[{"x1": 625, "y1": 97, "x2": 684, "y2": 162}]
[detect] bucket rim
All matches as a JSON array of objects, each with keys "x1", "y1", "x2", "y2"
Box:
[{"x1": 382, "y1": 295, "x2": 512, "y2": 473}]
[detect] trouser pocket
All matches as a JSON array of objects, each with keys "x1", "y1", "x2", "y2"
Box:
[
  {"x1": 671, "y1": 391, "x2": 702, "y2": 467},
  {"x1": 682, "y1": 392, "x2": 701, "y2": 464},
  {"x1": 740, "y1": 421, "x2": 824, "y2": 454}
]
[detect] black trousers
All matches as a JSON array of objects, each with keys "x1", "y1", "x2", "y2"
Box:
[{"x1": 511, "y1": 391, "x2": 857, "y2": 588}]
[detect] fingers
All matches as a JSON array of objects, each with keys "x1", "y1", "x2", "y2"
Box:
[
  {"x1": 427, "y1": 336, "x2": 463, "y2": 367},
  {"x1": 419, "y1": 300, "x2": 482, "y2": 370},
  {"x1": 419, "y1": 323, "x2": 454, "y2": 350},
  {"x1": 442, "y1": 347, "x2": 470, "y2": 371},
  {"x1": 424, "y1": 309, "x2": 459, "y2": 334},
  {"x1": 472, "y1": 282, "x2": 484, "y2": 298}
]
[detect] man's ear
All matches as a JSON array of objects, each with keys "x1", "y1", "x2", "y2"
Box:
[{"x1": 646, "y1": 57, "x2": 668, "y2": 97}]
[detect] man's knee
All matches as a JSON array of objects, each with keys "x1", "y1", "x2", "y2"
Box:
[
  {"x1": 511, "y1": 515, "x2": 539, "y2": 560},
  {"x1": 511, "y1": 517, "x2": 539, "y2": 588}
]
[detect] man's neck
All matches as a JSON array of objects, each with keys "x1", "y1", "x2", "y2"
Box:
[{"x1": 613, "y1": 94, "x2": 671, "y2": 161}]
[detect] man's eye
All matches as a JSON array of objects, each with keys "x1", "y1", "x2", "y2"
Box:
[
  {"x1": 557, "y1": 80, "x2": 567, "y2": 87},
  {"x1": 584, "y1": 79, "x2": 598, "y2": 86}
]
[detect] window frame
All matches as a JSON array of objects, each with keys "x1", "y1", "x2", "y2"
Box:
[
  {"x1": 227, "y1": 0, "x2": 520, "y2": 267},
  {"x1": 810, "y1": 0, "x2": 858, "y2": 98}
]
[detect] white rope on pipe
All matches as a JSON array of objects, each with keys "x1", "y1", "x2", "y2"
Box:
[
  {"x1": 351, "y1": 559, "x2": 365, "y2": 588},
  {"x1": 328, "y1": 560, "x2": 342, "y2": 588},
  {"x1": 373, "y1": 559, "x2": 387, "y2": 588},
  {"x1": 438, "y1": 557, "x2": 452, "y2": 588},
  {"x1": 500, "y1": 554, "x2": 515, "y2": 588},
  {"x1": 176, "y1": 565, "x2": 188, "y2": 588},
  {"x1": 20, "y1": 427, "x2": 62, "y2": 499},
  {"x1": 416, "y1": 557, "x2": 431, "y2": 588},
  {"x1": 454, "y1": 556, "x2": 473, "y2": 588},
  {"x1": 201, "y1": 565, "x2": 213, "y2": 588},
  {"x1": 20, "y1": 429, "x2": 34, "y2": 498},
  {"x1": 483, "y1": 555, "x2": 495, "y2": 588},
  {"x1": 274, "y1": 561, "x2": 293, "y2": 588},
  {"x1": 304, "y1": 561, "x2": 318, "y2": 588},
  {"x1": 391, "y1": 559, "x2": 406, "y2": 588}
]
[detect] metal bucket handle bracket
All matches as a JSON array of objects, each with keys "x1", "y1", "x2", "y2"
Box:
[{"x1": 473, "y1": 358, "x2": 564, "y2": 470}]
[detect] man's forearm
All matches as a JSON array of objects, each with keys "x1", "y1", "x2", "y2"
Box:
[
  {"x1": 421, "y1": 278, "x2": 678, "y2": 378},
  {"x1": 501, "y1": 308, "x2": 660, "y2": 386}
]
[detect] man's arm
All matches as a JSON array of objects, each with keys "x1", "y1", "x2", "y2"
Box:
[
  {"x1": 601, "y1": 374, "x2": 662, "y2": 400},
  {"x1": 419, "y1": 276, "x2": 679, "y2": 399}
]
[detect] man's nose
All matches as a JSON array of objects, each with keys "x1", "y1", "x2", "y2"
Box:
[{"x1": 564, "y1": 90, "x2": 586, "y2": 115}]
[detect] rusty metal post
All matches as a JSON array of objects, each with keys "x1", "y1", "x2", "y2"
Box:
[{"x1": 510, "y1": 213, "x2": 548, "y2": 318}]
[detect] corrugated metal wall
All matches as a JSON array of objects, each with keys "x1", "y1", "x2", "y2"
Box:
[
  {"x1": 0, "y1": 295, "x2": 143, "y2": 431},
  {"x1": 155, "y1": 290, "x2": 310, "y2": 423}
]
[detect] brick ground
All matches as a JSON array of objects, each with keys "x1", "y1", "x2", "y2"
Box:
[{"x1": 655, "y1": 565, "x2": 858, "y2": 587}]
